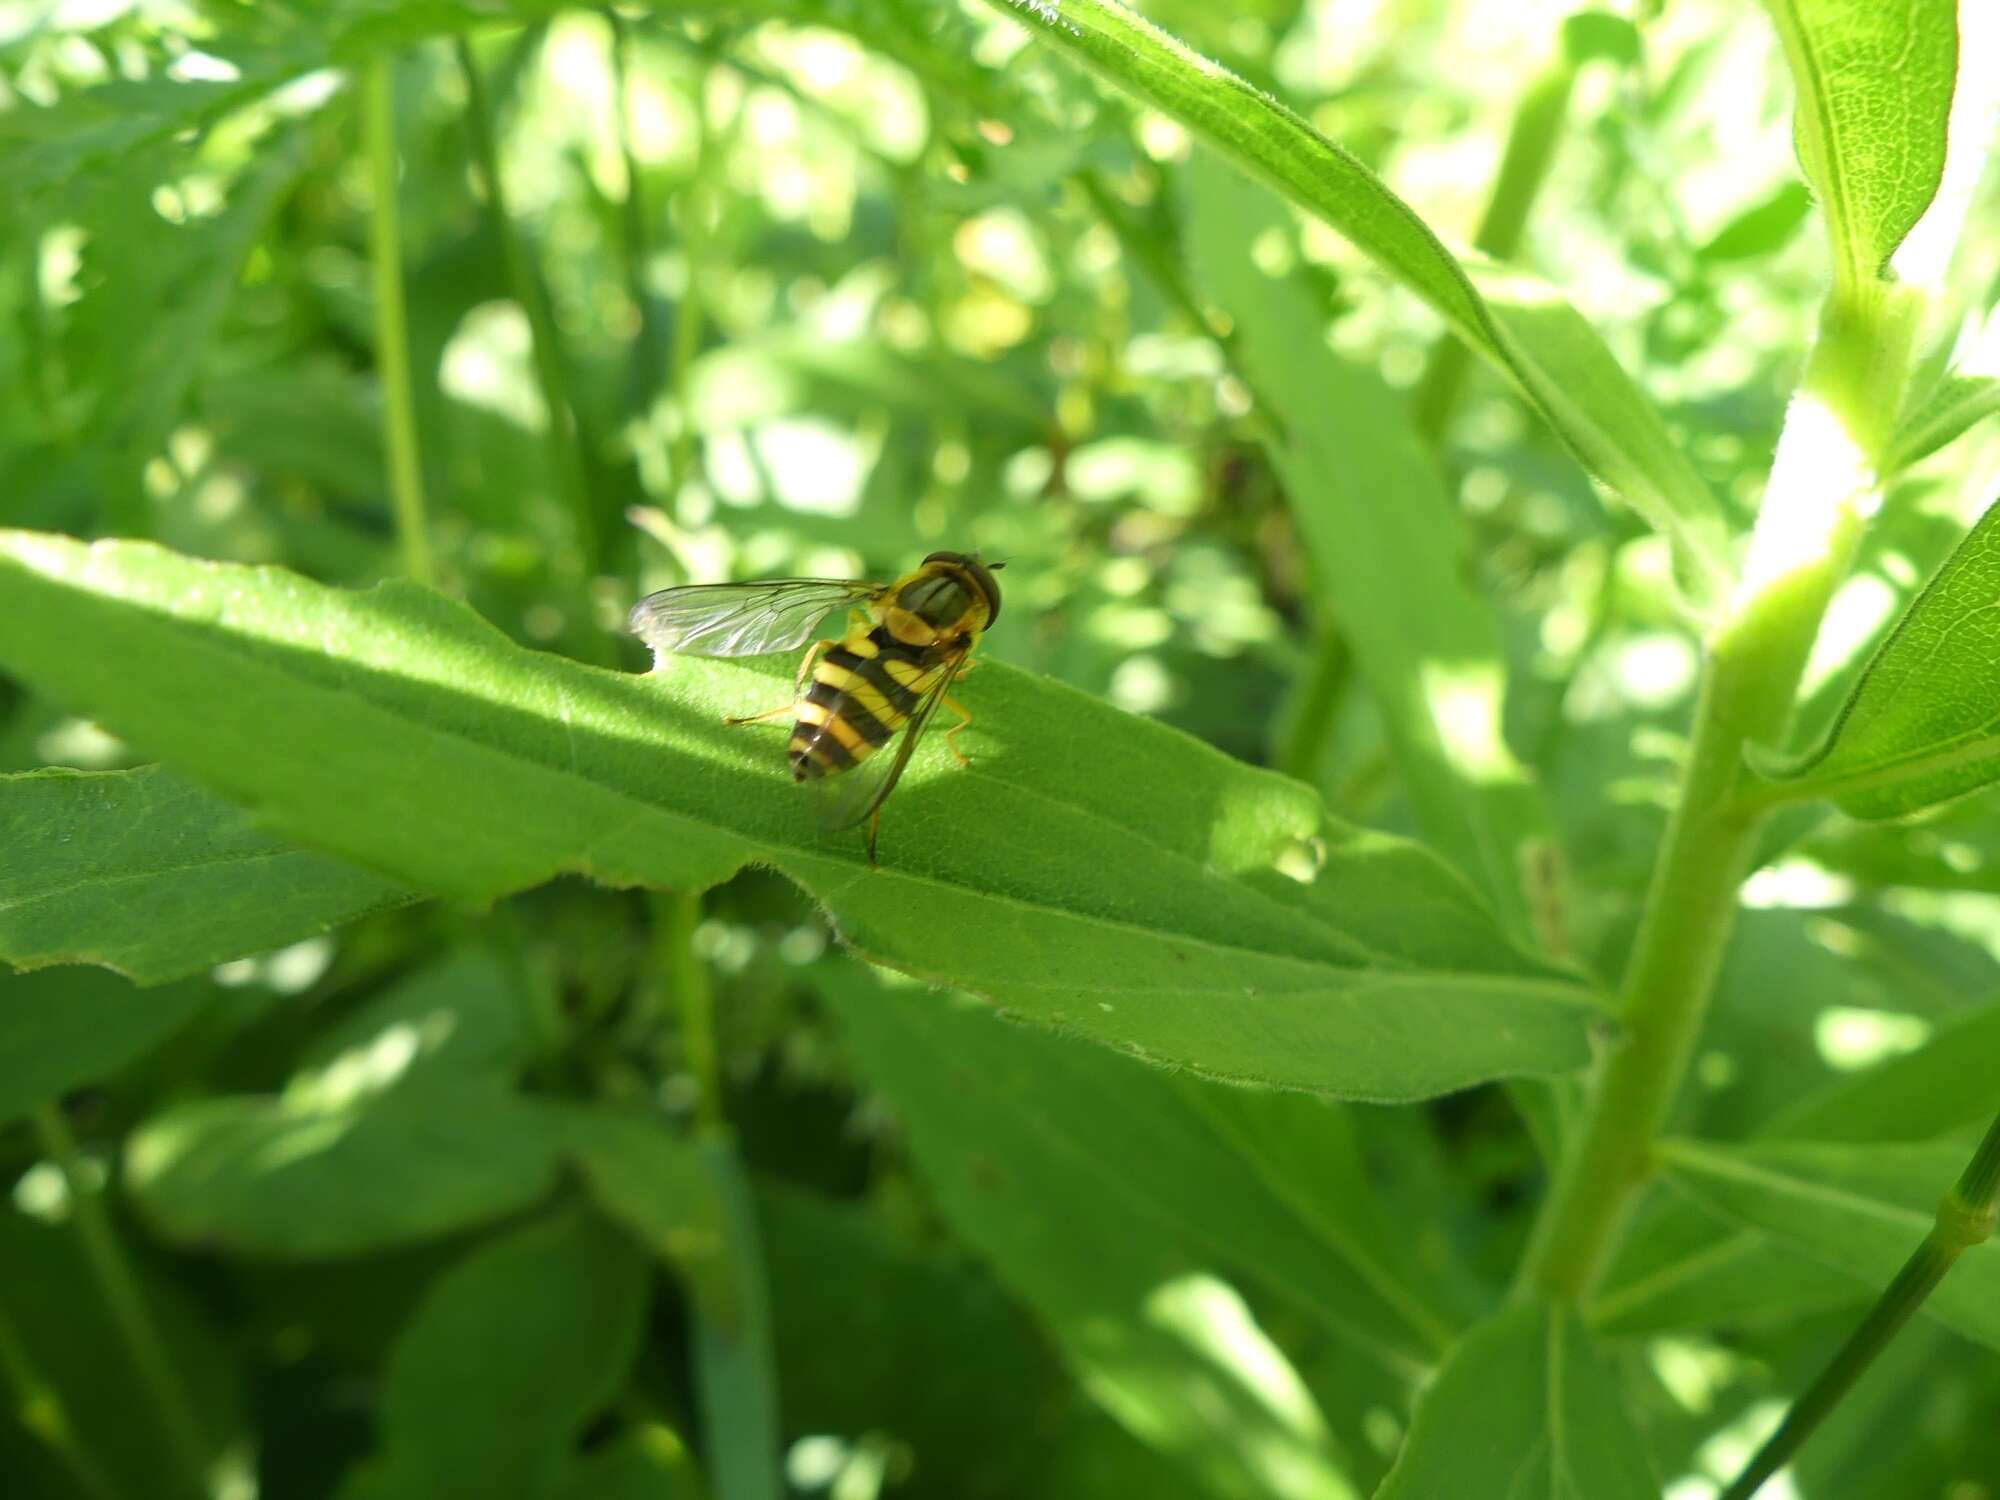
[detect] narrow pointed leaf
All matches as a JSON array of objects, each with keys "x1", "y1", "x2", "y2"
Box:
[
  {"x1": 1597, "y1": 992, "x2": 2000, "y2": 1335},
  {"x1": 1761, "y1": 0, "x2": 1958, "y2": 288},
  {"x1": 1660, "y1": 1136, "x2": 2000, "y2": 1350},
  {"x1": 0, "y1": 532, "x2": 1601, "y2": 1100},
  {"x1": 0, "y1": 766, "x2": 414, "y2": 984},
  {"x1": 1751, "y1": 498, "x2": 2000, "y2": 817},
  {"x1": 1888, "y1": 373, "x2": 2000, "y2": 474},
  {"x1": 1373, "y1": 1301, "x2": 1658, "y2": 1498},
  {"x1": 986, "y1": 0, "x2": 1727, "y2": 598},
  {"x1": 1184, "y1": 156, "x2": 1551, "y2": 938}
]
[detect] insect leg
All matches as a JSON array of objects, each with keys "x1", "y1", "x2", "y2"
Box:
[
  {"x1": 792, "y1": 638, "x2": 828, "y2": 696},
  {"x1": 866, "y1": 806, "x2": 882, "y2": 867},
  {"x1": 722, "y1": 701, "x2": 796, "y2": 727},
  {"x1": 941, "y1": 695, "x2": 974, "y2": 767}
]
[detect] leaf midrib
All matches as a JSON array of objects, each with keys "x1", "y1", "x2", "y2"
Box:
[{"x1": 23, "y1": 545, "x2": 1557, "y2": 987}]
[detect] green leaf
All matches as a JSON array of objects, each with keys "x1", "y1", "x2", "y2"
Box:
[
  {"x1": 0, "y1": 531, "x2": 1602, "y2": 1101},
  {"x1": 299, "y1": 949, "x2": 534, "y2": 1085},
  {"x1": 1748, "y1": 499, "x2": 2000, "y2": 818},
  {"x1": 568, "y1": 1112, "x2": 727, "y2": 1281},
  {"x1": 1761, "y1": 0, "x2": 1958, "y2": 288},
  {"x1": 1696, "y1": 181, "x2": 1816, "y2": 263},
  {"x1": 1660, "y1": 1136, "x2": 2000, "y2": 1350},
  {"x1": 827, "y1": 968, "x2": 1369, "y2": 1497},
  {"x1": 568, "y1": 1114, "x2": 779, "y2": 1500},
  {"x1": 0, "y1": 967, "x2": 210, "y2": 1122},
  {"x1": 827, "y1": 962, "x2": 1451, "y2": 1368},
  {"x1": 0, "y1": 767, "x2": 413, "y2": 984},
  {"x1": 124, "y1": 1080, "x2": 565, "y2": 1257},
  {"x1": 1373, "y1": 1302, "x2": 1658, "y2": 1499},
  {"x1": 1888, "y1": 373, "x2": 2000, "y2": 474},
  {"x1": 1183, "y1": 155, "x2": 1552, "y2": 939},
  {"x1": 1591, "y1": 1193, "x2": 1867, "y2": 1336},
  {"x1": 1596, "y1": 990, "x2": 2000, "y2": 1336},
  {"x1": 338, "y1": 1207, "x2": 648, "y2": 1500},
  {"x1": 984, "y1": 0, "x2": 1727, "y2": 599}
]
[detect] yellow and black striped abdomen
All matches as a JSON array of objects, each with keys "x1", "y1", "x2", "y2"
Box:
[{"x1": 787, "y1": 625, "x2": 939, "y2": 782}]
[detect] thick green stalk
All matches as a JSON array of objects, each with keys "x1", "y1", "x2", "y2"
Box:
[
  {"x1": 1720, "y1": 1110, "x2": 2000, "y2": 1500},
  {"x1": 364, "y1": 58, "x2": 435, "y2": 587},
  {"x1": 1520, "y1": 279, "x2": 1923, "y2": 1302},
  {"x1": 32, "y1": 1106, "x2": 209, "y2": 1500},
  {"x1": 455, "y1": 37, "x2": 601, "y2": 571},
  {"x1": 1413, "y1": 56, "x2": 1576, "y2": 437},
  {"x1": 653, "y1": 890, "x2": 722, "y2": 1134}
]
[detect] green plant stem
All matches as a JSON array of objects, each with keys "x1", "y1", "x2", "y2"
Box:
[
  {"x1": 31, "y1": 1105, "x2": 208, "y2": 1500},
  {"x1": 654, "y1": 890, "x2": 722, "y2": 1134},
  {"x1": 1276, "y1": 624, "x2": 1349, "y2": 783},
  {"x1": 0, "y1": 1292, "x2": 120, "y2": 1500},
  {"x1": 608, "y1": 9, "x2": 665, "y2": 420},
  {"x1": 1520, "y1": 279, "x2": 1924, "y2": 1303},
  {"x1": 454, "y1": 36, "x2": 601, "y2": 572},
  {"x1": 1412, "y1": 56, "x2": 1575, "y2": 437},
  {"x1": 666, "y1": 64, "x2": 715, "y2": 504},
  {"x1": 1720, "y1": 1111, "x2": 2000, "y2": 1500},
  {"x1": 364, "y1": 58, "x2": 435, "y2": 588}
]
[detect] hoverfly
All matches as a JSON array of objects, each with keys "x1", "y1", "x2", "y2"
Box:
[{"x1": 629, "y1": 550, "x2": 1003, "y2": 863}]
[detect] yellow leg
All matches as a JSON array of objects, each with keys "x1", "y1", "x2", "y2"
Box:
[
  {"x1": 725, "y1": 640, "x2": 826, "y2": 726},
  {"x1": 866, "y1": 806, "x2": 883, "y2": 868},
  {"x1": 723, "y1": 701, "x2": 795, "y2": 727},
  {"x1": 942, "y1": 695, "x2": 974, "y2": 767},
  {"x1": 793, "y1": 638, "x2": 827, "y2": 696}
]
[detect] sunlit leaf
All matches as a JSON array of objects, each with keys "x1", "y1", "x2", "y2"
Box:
[
  {"x1": 0, "y1": 766, "x2": 413, "y2": 984},
  {"x1": 1888, "y1": 373, "x2": 2000, "y2": 474},
  {"x1": 829, "y1": 968, "x2": 1369, "y2": 1498},
  {"x1": 0, "y1": 531, "x2": 1602, "y2": 1101},
  {"x1": 1184, "y1": 156, "x2": 1553, "y2": 939},
  {"x1": 1660, "y1": 1135, "x2": 2000, "y2": 1350},
  {"x1": 125, "y1": 1081, "x2": 566, "y2": 1257},
  {"x1": 826, "y1": 962, "x2": 1453, "y2": 1369},
  {"x1": 985, "y1": 0, "x2": 1728, "y2": 600},
  {"x1": 1749, "y1": 498, "x2": 2000, "y2": 818},
  {"x1": 1761, "y1": 0, "x2": 1958, "y2": 288},
  {"x1": 1373, "y1": 1301, "x2": 1658, "y2": 1498},
  {"x1": 1696, "y1": 184, "x2": 1815, "y2": 265}
]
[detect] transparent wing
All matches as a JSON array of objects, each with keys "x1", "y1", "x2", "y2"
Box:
[
  {"x1": 627, "y1": 578, "x2": 883, "y2": 659},
  {"x1": 815, "y1": 644, "x2": 968, "y2": 841}
]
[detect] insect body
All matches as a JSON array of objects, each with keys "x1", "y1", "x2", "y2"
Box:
[{"x1": 629, "y1": 550, "x2": 1003, "y2": 862}]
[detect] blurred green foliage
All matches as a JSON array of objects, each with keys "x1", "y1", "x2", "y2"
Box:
[{"x1": 3, "y1": 1, "x2": 2000, "y2": 1498}]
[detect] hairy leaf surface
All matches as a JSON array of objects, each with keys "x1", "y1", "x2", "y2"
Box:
[
  {"x1": 1761, "y1": 0, "x2": 1958, "y2": 287},
  {"x1": 0, "y1": 531, "x2": 1601, "y2": 1100},
  {"x1": 0, "y1": 766, "x2": 412, "y2": 983}
]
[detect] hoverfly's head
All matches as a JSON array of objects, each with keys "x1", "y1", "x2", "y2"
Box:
[{"x1": 923, "y1": 549, "x2": 1004, "y2": 626}]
